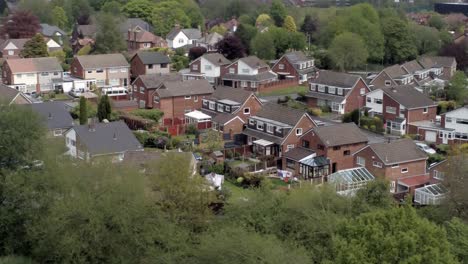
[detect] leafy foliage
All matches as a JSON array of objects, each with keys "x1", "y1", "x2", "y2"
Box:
[
  {"x1": 215, "y1": 35, "x2": 246, "y2": 60},
  {"x1": 20, "y1": 34, "x2": 48, "y2": 58},
  {"x1": 329, "y1": 32, "x2": 368, "y2": 71},
  {"x1": 283, "y1": 15, "x2": 297, "y2": 32},
  {"x1": 131, "y1": 109, "x2": 164, "y2": 122},
  {"x1": 1, "y1": 11, "x2": 40, "y2": 39},
  {"x1": 269, "y1": 0, "x2": 286, "y2": 27},
  {"x1": 250, "y1": 32, "x2": 275, "y2": 60},
  {"x1": 446, "y1": 71, "x2": 468, "y2": 105},
  {"x1": 381, "y1": 17, "x2": 417, "y2": 64},
  {"x1": 97, "y1": 95, "x2": 112, "y2": 122},
  {"x1": 122, "y1": 0, "x2": 154, "y2": 23},
  {"x1": 188, "y1": 46, "x2": 207, "y2": 61},
  {"x1": 79, "y1": 96, "x2": 87, "y2": 125},
  {"x1": 94, "y1": 13, "x2": 126, "y2": 54}
]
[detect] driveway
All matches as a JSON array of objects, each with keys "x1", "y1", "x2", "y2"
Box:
[{"x1": 359, "y1": 128, "x2": 390, "y2": 144}]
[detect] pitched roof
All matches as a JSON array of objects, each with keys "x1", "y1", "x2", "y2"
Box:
[
  {"x1": 75, "y1": 54, "x2": 129, "y2": 69},
  {"x1": 222, "y1": 71, "x2": 277, "y2": 81},
  {"x1": 363, "y1": 139, "x2": 427, "y2": 165},
  {"x1": 381, "y1": 85, "x2": 436, "y2": 109},
  {"x1": 401, "y1": 60, "x2": 424, "y2": 73},
  {"x1": 29, "y1": 101, "x2": 73, "y2": 129},
  {"x1": 313, "y1": 70, "x2": 360, "y2": 87},
  {"x1": 0, "y1": 84, "x2": 30, "y2": 103},
  {"x1": 305, "y1": 91, "x2": 344, "y2": 103},
  {"x1": 134, "y1": 51, "x2": 170, "y2": 65},
  {"x1": 73, "y1": 121, "x2": 142, "y2": 155},
  {"x1": 120, "y1": 18, "x2": 152, "y2": 33},
  {"x1": 210, "y1": 86, "x2": 253, "y2": 104},
  {"x1": 77, "y1": 24, "x2": 97, "y2": 37},
  {"x1": 383, "y1": 64, "x2": 408, "y2": 78},
  {"x1": 239, "y1": 56, "x2": 268, "y2": 69},
  {"x1": 0, "y1": 38, "x2": 29, "y2": 50},
  {"x1": 127, "y1": 30, "x2": 162, "y2": 43},
  {"x1": 255, "y1": 103, "x2": 308, "y2": 126},
  {"x1": 284, "y1": 51, "x2": 310, "y2": 63},
  {"x1": 39, "y1": 23, "x2": 66, "y2": 37},
  {"x1": 6, "y1": 57, "x2": 62, "y2": 73},
  {"x1": 166, "y1": 28, "x2": 201, "y2": 40},
  {"x1": 137, "y1": 74, "x2": 182, "y2": 89},
  {"x1": 201, "y1": 53, "x2": 231, "y2": 66},
  {"x1": 198, "y1": 32, "x2": 223, "y2": 45},
  {"x1": 283, "y1": 147, "x2": 315, "y2": 161},
  {"x1": 419, "y1": 56, "x2": 457, "y2": 69},
  {"x1": 157, "y1": 79, "x2": 214, "y2": 98},
  {"x1": 311, "y1": 123, "x2": 368, "y2": 147}
]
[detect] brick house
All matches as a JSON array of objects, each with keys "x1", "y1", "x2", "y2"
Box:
[
  {"x1": 353, "y1": 139, "x2": 429, "y2": 194},
  {"x1": 282, "y1": 148, "x2": 330, "y2": 182},
  {"x1": 200, "y1": 86, "x2": 263, "y2": 140},
  {"x1": 365, "y1": 85, "x2": 437, "y2": 136},
  {"x1": 271, "y1": 51, "x2": 315, "y2": 84},
  {"x1": 183, "y1": 53, "x2": 231, "y2": 84},
  {"x1": 2, "y1": 57, "x2": 63, "y2": 94},
  {"x1": 369, "y1": 64, "x2": 414, "y2": 88},
  {"x1": 221, "y1": 56, "x2": 277, "y2": 91},
  {"x1": 412, "y1": 107, "x2": 468, "y2": 145},
  {"x1": 150, "y1": 79, "x2": 214, "y2": 121},
  {"x1": 126, "y1": 26, "x2": 167, "y2": 52},
  {"x1": 0, "y1": 84, "x2": 32, "y2": 104},
  {"x1": 195, "y1": 32, "x2": 223, "y2": 51},
  {"x1": 70, "y1": 54, "x2": 130, "y2": 89},
  {"x1": 130, "y1": 51, "x2": 171, "y2": 79},
  {"x1": 131, "y1": 73, "x2": 183, "y2": 109},
  {"x1": 298, "y1": 123, "x2": 368, "y2": 174},
  {"x1": 306, "y1": 71, "x2": 370, "y2": 114},
  {"x1": 418, "y1": 56, "x2": 457, "y2": 80},
  {"x1": 243, "y1": 103, "x2": 317, "y2": 167},
  {"x1": 0, "y1": 39, "x2": 28, "y2": 59}
]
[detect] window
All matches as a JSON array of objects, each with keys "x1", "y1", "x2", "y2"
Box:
[
  {"x1": 310, "y1": 84, "x2": 317, "y2": 91},
  {"x1": 317, "y1": 144, "x2": 325, "y2": 150},
  {"x1": 148, "y1": 64, "x2": 154, "y2": 69},
  {"x1": 209, "y1": 102, "x2": 216, "y2": 110},
  {"x1": 109, "y1": 69, "x2": 118, "y2": 73},
  {"x1": 202, "y1": 99, "x2": 208, "y2": 106},
  {"x1": 318, "y1": 85, "x2": 325, "y2": 92},
  {"x1": 204, "y1": 65, "x2": 212, "y2": 70},
  {"x1": 41, "y1": 72, "x2": 49, "y2": 76},
  {"x1": 194, "y1": 96, "x2": 198, "y2": 102},
  {"x1": 446, "y1": 117, "x2": 452, "y2": 123},
  {"x1": 249, "y1": 119, "x2": 255, "y2": 126},
  {"x1": 333, "y1": 146, "x2": 341, "y2": 151},
  {"x1": 87, "y1": 70, "x2": 92, "y2": 73},
  {"x1": 217, "y1": 104, "x2": 224, "y2": 112},
  {"x1": 374, "y1": 98, "x2": 382, "y2": 104},
  {"x1": 391, "y1": 164, "x2": 399, "y2": 168},
  {"x1": 423, "y1": 107, "x2": 428, "y2": 113},
  {"x1": 161, "y1": 63, "x2": 168, "y2": 68},
  {"x1": 243, "y1": 107, "x2": 250, "y2": 114},
  {"x1": 386, "y1": 106, "x2": 396, "y2": 114},
  {"x1": 225, "y1": 105, "x2": 230, "y2": 112},
  {"x1": 385, "y1": 80, "x2": 391, "y2": 86},
  {"x1": 360, "y1": 88, "x2": 365, "y2": 95},
  {"x1": 53, "y1": 129, "x2": 62, "y2": 136},
  {"x1": 278, "y1": 64, "x2": 285, "y2": 70},
  {"x1": 96, "y1": 69, "x2": 103, "y2": 73},
  {"x1": 7, "y1": 50, "x2": 13, "y2": 55},
  {"x1": 337, "y1": 88, "x2": 343, "y2": 95},
  {"x1": 192, "y1": 64, "x2": 198, "y2": 71},
  {"x1": 185, "y1": 95, "x2": 191, "y2": 100},
  {"x1": 296, "y1": 128, "x2": 302, "y2": 136},
  {"x1": 184, "y1": 109, "x2": 192, "y2": 113},
  {"x1": 390, "y1": 181, "x2": 396, "y2": 193},
  {"x1": 257, "y1": 121, "x2": 264, "y2": 130},
  {"x1": 139, "y1": 86, "x2": 144, "y2": 93},
  {"x1": 343, "y1": 150, "x2": 350, "y2": 156},
  {"x1": 154, "y1": 96, "x2": 160, "y2": 103},
  {"x1": 178, "y1": 38, "x2": 184, "y2": 43},
  {"x1": 251, "y1": 82, "x2": 257, "y2": 88},
  {"x1": 434, "y1": 170, "x2": 445, "y2": 180},
  {"x1": 267, "y1": 124, "x2": 274, "y2": 133},
  {"x1": 286, "y1": 145, "x2": 294, "y2": 152},
  {"x1": 302, "y1": 140, "x2": 310, "y2": 148},
  {"x1": 367, "y1": 97, "x2": 371, "y2": 103},
  {"x1": 401, "y1": 168, "x2": 408, "y2": 173},
  {"x1": 54, "y1": 72, "x2": 59, "y2": 76},
  {"x1": 357, "y1": 156, "x2": 365, "y2": 166},
  {"x1": 143, "y1": 43, "x2": 151, "y2": 48},
  {"x1": 373, "y1": 161, "x2": 383, "y2": 168},
  {"x1": 286, "y1": 159, "x2": 295, "y2": 169},
  {"x1": 241, "y1": 81, "x2": 247, "y2": 87},
  {"x1": 229, "y1": 68, "x2": 235, "y2": 74},
  {"x1": 328, "y1": 87, "x2": 336, "y2": 94},
  {"x1": 456, "y1": 118, "x2": 468, "y2": 125}
]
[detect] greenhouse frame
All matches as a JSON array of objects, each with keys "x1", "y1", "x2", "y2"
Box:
[
  {"x1": 414, "y1": 183, "x2": 448, "y2": 205},
  {"x1": 328, "y1": 167, "x2": 375, "y2": 196}
]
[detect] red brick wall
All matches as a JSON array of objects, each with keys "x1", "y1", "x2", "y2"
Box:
[
  {"x1": 382, "y1": 93, "x2": 401, "y2": 122},
  {"x1": 155, "y1": 93, "x2": 209, "y2": 120},
  {"x1": 190, "y1": 59, "x2": 201, "y2": 73},
  {"x1": 70, "y1": 58, "x2": 85, "y2": 79},
  {"x1": 257, "y1": 79, "x2": 299, "y2": 93},
  {"x1": 225, "y1": 62, "x2": 238, "y2": 75},
  {"x1": 370, "y1": 71, "x2": 396, "y2": 87},
  {"x1": 406, "y1": 106, "x2": 437, "y2": 124},
  {"x1": 132, "y1": 77, "x2": 154, "y2": 108},
  {"x1": 222, "y1": 117, "x2": 244, "y2": 138},
  {"x1": 281, "y1": 115, "x2": 316, "y2": 155},
  {"x1": 130, "y1": 55, "x2": 146, "y2": 78},
  {"x1": 271, "y1": 56, "x2": 298, "y2": 79},
  {"x1": 344, "y1": 78, "x2": 368, "y2": 113},
  {"x1": 235, "y1": 94, "x2": 262, "y2": 123},
  {"x1": 306, "y1": 97, "x2": 318, "y2": 108}
]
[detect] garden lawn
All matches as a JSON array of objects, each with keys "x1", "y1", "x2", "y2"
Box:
[
  {"x1": 223, "y1": 180, "x2": 252, "y2": 203},
  {"x1": 258, "y1": 86, "x2": 307, "y2": 97}
]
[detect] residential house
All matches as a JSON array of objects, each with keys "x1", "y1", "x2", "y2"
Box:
[
  {"x1": 369, "y1": 64, "x2": 415, "y2": 88},
  {"x1": 29, "y1": 101, "x2": 74, "y2": 137},
  {"x1": 201, "y1": 86, "x2": 263, "y2": 140},
  {"x1": 243, "y1": 103, "x2": 317, "y2": 166},
  {"x1": 418, "y1": 56, "x2": 457, "y2": 80},
  {"x1": 2, "y1": 57, "x2": 63, "y2": 93},
  {"x1": 70, "y1": 24, "x2": 97, "y2": 53},
  {"x1": 126, "y1": 26, "x2": 167, "y2": 52},
  {"x1": 130, "y1": 51, "x2": 171, "y2": 79},
  {"x1": 131, "y1": 73, "x2": 182, "y2": 108},
  {"x1": 195, "y1": 32, "x2": 223, "y2": 51},
  {"x1": 272, "y1": 51, "x2": 315, "y2": 84},
  {"x1": 365, "y1": 85, "x2": 437, "y2": 135},
  {"x1": 151, "y1": 79, "x2": 214, "y2": 121},
  {"x1": 0, "y1": 38, "x2": 63, "y2": 59},
  {"x1": 166, "y1": 27, "x2": 202, "y2": 49},
  {"x1": 306, "y1": 71, "x2": 370, "y2": 114},
  {"x1": 184, "y1": 53, "x2": 231, "y2": 84},
  {"x1": 412, "y1": 107, "x2": 468, "y2": 145},
  {"x1": 299, "y1": 123, "x2": 369, "y2": 173},
  {"x1": 65, "y1": 121, "x2": 143, "y2": 162},
  {"x1": 0, "y1": 84, "x2": 31, "y2": 104},
  {"x1": 353, "y1": 138, "x2": 429, "y2": 194},
  {"x1": 222, "y1": 56, "x2": 277, "y2": 91},
  {"x1": 70, "y1": 53, "x2": 130, "y2": 90},
  {"x1": 282, "y1": 147, "x2": 330, "y2": 182},
  {"x1": 428, "y1": 159, "x2": 447, "y2": 182},
  {"x1": 39, "y1": 23, "x2": 66, "y2": 45}
]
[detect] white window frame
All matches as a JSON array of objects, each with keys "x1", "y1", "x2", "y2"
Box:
[
  {"x1": 373, "y1": 161, "x2": 383, "y2": 168},
  {"x1": 386, "y1": 106, "x2": 396, "y2": 114},
  {"x1": 318, "y1": 85, "x2": 325, "y2": 92},
  {"x1": 446, "y1": 117, "x2": 452, "y2": 123},
  {"x1": 241, "y1": 69, "x2": 249, "y2": 74},
  {"x1": 391, "y1": 164, "x2": 399, "y2": 168},
  {"x1": 328, "y1": 86, "x2": 336, "y2": 94},
  {"x1": 53, "y1": 129, "x2": 62, "y2": 136},
  {"x1": 278, "y1": 64, "x2": 285, "y2": 70},
  {"x1": 256, "y1": 121, "x2": 264, "y2": 130},
  {"x1": 139, "y1": 87, "x2": 145, "y2": 93},
  {"x1": 423, "y1": 107, "x2": 428, "y2": 113},
  {"x1": 241, "y1": 81, "x2": 247, "y2": 87},
  {"x1": 194, "y1": 96, "x2": 198, "y2": 102},
  {"x1": 266, "y1": 124, "x2": 274, "y2": 133},
  {"x1": 286, "y1": 144, "x2": 294, "y2": 152},
  {"x1": 295, "y1": 128, "x2": 302, "y2": 136},
  {"x1": 192, "y1": 64, "x2": 198, "y2": 71},
  {"x1": 357, "y1": 156, "x2": 365, "y2": 166},
  {"x1": 401, "y1": 168, "x2": 408, "y2": 173},
  {"x1": 360, "y1": 88, "x2": 365, "y2": 95},
  {"x1": 209, "y1": 102, "x2": 215, "y2": 110},
  {"x1": 243, "y1": 107, "x2": 250, "y2": 115},
  {"x1": 185, "y1": 95, "x2": 191, "y2": 100},
  {"x1": 229, "y1": 68, "x2": 235, "y2": 74},
  {"x1": 248, "y1": 119, "x2": 255, "y2": 126},
  {"x1": 217, "y1": 104, "x2": 224, "y2": 112},
  {"x1": 204, "y1": 65, "x2": 212, "y2": 71},
  {"x1": 337, "y1": 88, "x2": 343, "y2": 95},
  {"x1": 251, "y1": 82, "x2": 257, "y2": 88}
]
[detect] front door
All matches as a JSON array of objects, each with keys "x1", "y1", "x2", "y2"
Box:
[
  {"x1": 442, "y1": 132, "x2": 449, "y2": 144},
  {"x1": 332, "y1": 162, "x2": 337, "y2": 173}
]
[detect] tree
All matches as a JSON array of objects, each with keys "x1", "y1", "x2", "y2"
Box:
[
  {"x1": 446, "y1": 71, "x2": 468, "y2": 105},
  {"x1": 300, "y1": 14, "x2": 317, "y2": 36},
  {"x1": 381, "y1": 17, "x2": 417, "y2": 64},
  {"x1": 443, "y1": 154, "x2": 468, "y2": 221},
  {"x1": 79, "y1": 96, "x2": 88, "y2": 125},
  {"x1": 94, "y1": 13, "x2": 126, "y2": 54},
  {"x1": 152, "y1": 1, "x2": 191, "y2": 37},
  {"x1": 333, "y1": 206, "x2": 458, "y2": 264},
  {"x1": 0, "y1": 104, "x2": 45, "y2": 170},
  {"x1": 215, "y1": 35, "x2": 245, "y2": 60},
  {"x1": 283, "y1": 16, "x2": 297, "y2": 32},
  {"x1": 440, "y1": 42, "x2": 468, "y2": 71},
  {"x1": 410, "y1": 24, "x2": 441, "y2": 55},
  {"x1": 250, "y1": 32, "x2": 275, "y2": 60},
  {"x1": 65, "y1": 0, "x2": 92, "y2": 25},
  {"x1": 269, "y1": 0, "x2": 287, "y2": 27},
  {"x1": 1, "y1": 11, "x2": 40, "y2": 39},
  {"x1": 209, "y1": 25, "x2": 227, "y2": 35},
  {"x1": 445, "y1": 218, "x2": 468, "y2": 263},
  {"x1": 188, "y1": 46, "x2": 207, "y2": 61},
  {"x1": 101, "y1": 1, "x2": 121, "y2": 15},
  {"x1": 122, "y1": 0, "x2": 154, "y2": 23},
  {"x1": 20, "y1": 34, "x2": 48, "y2": 58},
  {"x1": 51, "y1": 6, "x2": 68, "y2": 30},
  {"x1": 235, "y1": 24, "x2": 257, "y2": 54},
  {"x1": 329, "y1": 32, "x2": 368, "y2": 71},
  {"x1": 77, "y1": 44, "x2": 92, "y2": 55},
  {"x1": 18, "y1": 0, "x2": 53, "y2": 24},
  {"x1": 97, "y1": 95, "x2": 111, "y2": 122},
  {"x1": 428, "y1": 14, "x2": 446, "y2": 30},
  {"x1": 255, "y1": 14, "x2": 273, "y2": 28}
]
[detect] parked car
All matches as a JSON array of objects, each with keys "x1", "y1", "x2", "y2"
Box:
[
  {"x1": 416, "y1": 142, "x2": 437, "y2": 155},
  {"x1": 69, "y1": 88, "x2": 84, "y2": 98}
]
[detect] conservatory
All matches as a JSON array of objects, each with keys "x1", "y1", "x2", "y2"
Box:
[
  {"x1": 328, "y1": 167, "x2": 375, "y2": 196},
  {"x1": 414, "y1": 184, "x2": 448, "y2": 205}
]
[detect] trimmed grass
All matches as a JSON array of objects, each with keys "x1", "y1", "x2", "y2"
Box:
[
  {"x1": 258, "y1": 86, "x2": 308, "y2": 97},
  {"x1": 223, "y1": 180, "x2": 252, "y2": 203},
  {"x1": 43, "y1": 93, "x2": 71, "y2": 101}
]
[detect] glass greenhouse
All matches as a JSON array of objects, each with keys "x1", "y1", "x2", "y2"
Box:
[
  {"x1": 328, "y1": 167, "x2": 375, "y2": 196},
  {"x1": 414, "y1": 184, "x2": 448, "y2": 205}
]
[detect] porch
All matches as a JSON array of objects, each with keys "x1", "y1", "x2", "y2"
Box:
[
  {"x1": 386, "y1": 117, "x2": 406, "y2": 136},
  {"x1": 184, "y1": 110, "x2": 212, "y2": 130}
]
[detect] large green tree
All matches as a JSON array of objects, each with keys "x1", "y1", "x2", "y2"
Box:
[
  {"x1": 269, "y1": 0, "x2": 287, "y2": 27},
  {"x1": 152, "y1": 1, "x2": 191, "y2": 37},
  {"x1": 94, "y1": 13, "x2": 126, "y2": 54},
  {"x1": 122, "y1": 0, "x2": 154, "y2": 23},
  {"x1": 251, "y1": 32, "x2": 276, "y2": 60},
  {"x1": 235, "y1": 24, "x2": 257, "y2": 54},
  {"x1": 410, "y1": 24, "x2": 441, "y2": 55},
  {"x1": 51, "y1": 6, "x2": 68, "y2": 30},
  {"x1": 20, "y1": 34, "x2": 48, "y2": 58},
  {"x1": 97, "y1": 94, "x2": 112, "y2": 122},
  {"x1": 283, "y1": 15, "x2": 297, "y2": 32},
  {"x1": 381, "y1": 17, "x2": 417, "y2": 64},
  {"x1": 79, "y1": 96, "x2": 88, "y2": 125},
  {"x1": 329, "y1": 32, "x2": 368, "y2": 71},
  {"x1": 446, "y1": 72, "x2": 468, "y2": 105}
]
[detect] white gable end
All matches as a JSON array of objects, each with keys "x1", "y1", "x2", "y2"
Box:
[{"x1": 4, "y1": 42, "x2": 18, "y2": 50}]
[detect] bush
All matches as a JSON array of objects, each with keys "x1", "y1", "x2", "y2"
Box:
[
  {"x1": 308, "y1": 107, "x2": 322, "y2": 117},
  {"x1": 131, "y1": 109, "x2": 164, "y2": 122},
  {"x1": 362, "y1": 125, "x2": 368, "y2": 130},
  {"x1": 320, "y1": 105, "x2": 332, "y2": 113},
  {"x1": 342, "y1": 109, "x2": 359, "y2": 124},
  {"x1": 186, "y1": 124, "x2": 199, "y2": 135},
  {"x1": 427, "y1": 153, "x2": 445, "y2": 165},
  {"x1": 370, "y1": 125, "x2": 376, "y2": 131}
]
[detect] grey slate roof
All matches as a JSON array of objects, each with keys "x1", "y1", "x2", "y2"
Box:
[
  {"x1": 134, "y1": 51, "x2": 171, "y2": 65},
  {"x1": 202, "y1": 53, "x2": 231, "y2": 66},
  {"x1": 222, "y1": 71, "x2": 277, "y2": 81},
  {"x1": 198, "y1": 32, "x2": 223, "y2": 45},
  {"x1": 76, "y1": 54, "x2": 129, "y2": 69},
  {"x1": 284, "y1": 51, "x2": 309, "y2": 63},
  {"x1": 255, "y1": 103, "x2": 308, "y2": 126},
  {"x1": 73, "y1": 121, "x2": 142, "y2": 155},
  {"x1": 157, "y1": 79, "x2": 214, "y2": 98},
  {"x1": 29, "y1": 101, "x2": 73, "y2": 130},
  {"x1": 401, "y1": 60, "x2": 424, "y2": 73},
  {"x1": 311, "y1": 123, "x2": 368, "y2": 147},
  {"x1": 40, "y1": 23, "x2": 66, "y2": 37},
  {"x1": 383, "y1": 64, "x2": 408, "y2": 79},
  {"x1": 210, "y1": 86, "x2": 253, "y2": 104},
  {"x1": 419, "y1": 56, "x2": 457, "y2": 69},
  {"x1": 32, "y1": 57, "x2": 63, "y2": 72},
  {"x1": 239, "y1": 56, "x2": 268, "y2": 69},
  {"x1": 212, "y1": 112, "x2": 238, "y2": 124},
  {"x1": 137, "y1": 74, "x2": 182, "y2": 89},
  {"x1": 0, "y1": 84, "x2": 28, "y2": 103},
  {"x1": 313, "y1": 70, "x2": 360, "y2": 87},
  {"x1": 283, "y1": 147, "x2": 315, "y2": 161},
  {"x1": 304, "y1": 91, "x2": 344, "y2": 103},
  {"x1": 0, "y1": 38, "x2": 29, "y2": 50},
  {"x1": 243, "y1": 127, "x2": 284, "y2": 144},
  {"x1": 166, "y1": 28, "x2": 202, "y2": 40},
  {"x1": 365, "y1": 139, "x2": 427, "y2": 165},
  {"x1": 120, "y1": 18, "x2": 152, "y2": 33},
  {"x1": 77, "y1": 24, "x2": 97, "y2": 37},
  {"x1": 381, "y1": 85, "x2": 436, "y2": 109}
]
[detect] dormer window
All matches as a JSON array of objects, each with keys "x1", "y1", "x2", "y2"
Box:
[
  {"x1": 328, "y1": 87, "x2": 336, "y2": 94},
  {"x1": 209, "y1": 101, "x2": 215, "y2": 110},
  {"x1": 278, "y1": 64, "x2": 285, "y2": 70},
  {"x1": 257, "y1": 121, "x2": 264, "y2": 130},
  {"x1": 217, "y1": 104, "x2": 224, "y2": 112}
]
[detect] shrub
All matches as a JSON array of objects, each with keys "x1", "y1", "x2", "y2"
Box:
[
  {"x1": 320, "y1": 105, "x2": 332, "y2": 113},
  {"x1": 131, "y1": 109, "x2": 164, "y2": 122},
  {"x1": 427, "y1": 153, "x2": 445, "y2": 165},
  {"x1": 308, "y1": 107, "x2": 322, "y2": 116},
  {"x1": 342, "y1": 109, "x2": 359, "y2": 124},
  {"x1": 370, "y1": 125, "x2": 376, "y2": 131},
  {"x1": 186, "y1": 124, "x2": 198, "y2": 135},
  {"x1": 362, "y1": 125, "x2": 368, "y2": 130}
]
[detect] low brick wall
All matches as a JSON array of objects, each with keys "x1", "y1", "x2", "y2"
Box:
[{"x1": 257, "y1": 79, "x2": 299, "y2": 93}]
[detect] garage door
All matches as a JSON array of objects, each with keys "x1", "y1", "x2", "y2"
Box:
[{"x1": 426, "y1": 131, "x2": 437, "y2": 143}]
